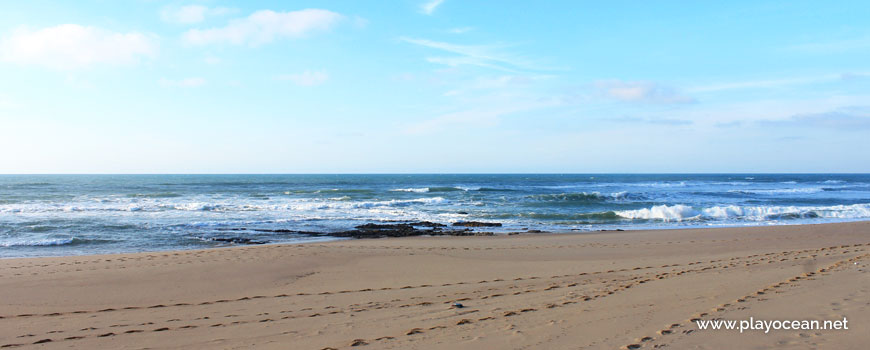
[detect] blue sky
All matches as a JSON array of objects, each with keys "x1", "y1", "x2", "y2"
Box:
[{"x1": 0, "y1": 0, "x2": 868, "y2": 173}]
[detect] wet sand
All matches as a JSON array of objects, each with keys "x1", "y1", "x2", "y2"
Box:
[{"x1": 1, "y1": 221, "x2": 869, "y2": 349}]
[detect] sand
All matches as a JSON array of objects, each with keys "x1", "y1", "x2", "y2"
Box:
[{"x1": 1, "y1": 221, "x2": 869, "y2": 349}]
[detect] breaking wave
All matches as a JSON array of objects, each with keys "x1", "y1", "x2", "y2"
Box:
[
  {"x1": 729, "y1": 188, "x2": 824, "y2": 195},
  {"x1": 0, "y1": 237, "x2": 87, "y2": 247},
  {"x1": 527, "y1": 192, "x2": 633, "y2": 202},
  {"x1": 390, "y1": 187, "x2": 431, "y2": 193},
  {"x1": 614, "y1": 203, "x2": 870, "y2": 222}
]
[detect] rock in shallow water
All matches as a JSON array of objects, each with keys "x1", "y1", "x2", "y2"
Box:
[
  {"x1": 210, "y1": 237, "x2": 267, "y2": 245},
  {"x1": 240, "y1": 221, "x2": 500, "y2": 240},
  {"x1": 452, "y1": 221, "x2": 503, "y2": 227}
]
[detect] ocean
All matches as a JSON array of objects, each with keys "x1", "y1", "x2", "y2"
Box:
[{"x1": 2, "y1": 174, "x2": 869, "y2": 258}]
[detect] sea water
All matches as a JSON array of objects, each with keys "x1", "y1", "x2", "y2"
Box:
[{"x1": 2, "y1": 174, "x2": 869, "y2": 257}]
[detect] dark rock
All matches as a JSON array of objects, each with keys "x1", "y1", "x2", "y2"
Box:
[
  {"x1": 210, "y1": 237, "x2": 267, "y2": 245},
  {"x1": 452, "y1": 221, "x2": 502, "y2": 227},
  {"x1": 457, "y1": 211, "x2": 469, "y2": 215},
  {"x1": 330, "y1": 222, "x2": 472, "y2": 238},
  {"x1": 252, "y1": 228, "x2": 296, "y2": 233},
  {"x1": 406, "y1": 221, "x2": 446, "y2": 228},
  {"x1": 218, "y1": 220, "x2": 491, "y2": 241}
]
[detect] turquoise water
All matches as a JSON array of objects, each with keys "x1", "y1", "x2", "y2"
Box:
[{"x1": 2, "y1": 174, "x2": 870, "y2": 257}]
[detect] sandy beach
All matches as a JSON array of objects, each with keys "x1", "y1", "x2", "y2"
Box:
[{"x1": 1, "y1": 221, "x2": 868, "y2": 349}]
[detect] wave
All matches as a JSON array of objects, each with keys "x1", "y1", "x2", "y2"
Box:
[
  {"x1": 623, "y1": 181, "x2": 687, "y2": 188},
  {"x1": 0, "y1": 196, "x2": 449, "y2": 214},
  {"x1": 729, "y1": 187, "x2": 824, "y2": 195},
  {"x1": 475, "y1": 187, "x2": 516, "y2": 192},
  {"x1": 126, "y1": 192, "x2": 182, "y2": 198},
  {"x1": 614, "y1": 203, "x2": 870, "y2": 222},
  {"x1": 390, "y1": 187, "x2": 430, "y2": 193},
  {"x1": 526, "y1": 192, "x2": 633, "y2": 202},
  {"x1": 485, "y1": 211, "x2": 622, "y2": 221},
  {"x1": 284, "y1": 189, "x2": 375, "y2": 195},
  {"x1": 0, "y1": 237, "x2": 89, "y2": 247},
  {"x1": 431, "y1": 186, "x2": 469, "y2": 192},
  {"x1": 388, "y1": 186, "x2": 511, "y2": 193},
  {"x1": 615, "y1": 205, "x2": 697, "y2": 221},
  {"x1": 11, "y1": 182, "x2": 54, "y2": 186}
]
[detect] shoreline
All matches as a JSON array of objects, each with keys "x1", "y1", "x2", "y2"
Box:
[
  {"x1": 3, "y1": 219, "x2": 870, "y2": 260},
  {"x1": 1, "y1": 221, "x2": 868, "y2": 349}
]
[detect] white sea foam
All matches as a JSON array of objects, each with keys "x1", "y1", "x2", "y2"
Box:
[
  {"x1": 605, "y1": 181, "x2": 688, "y2": 188},
  {"x1": 1, "y1": 237, "x2": 76, "y2": 247},
  {"x1": 729, "y1": 187, "x2": 824, "y2": 195},
  {"x1": 0, "y1": 196, "x2": 449, "y2": 214},
  {"x1": 530, "y1": 191, "x2": 632, "y2": 201},
  {"x1": 616, "y1": 203, "x2": 870, "y2": 222},
  {"x1": 615, "y1": 205, "x2": 698, "y2": 221},
  {"x1": 390, "y1": 187, "x2": 430, "y2": 193}
]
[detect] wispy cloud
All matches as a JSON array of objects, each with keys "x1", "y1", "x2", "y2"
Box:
[
  {"x1": 841, "y1": 72, "x2": 869, "y2": 81},
  {"x1": 400, "y1": 37, "x2": 546, "y2": 72},
  {"x1": 0, "y1": 24, "x2": 157, "y2": 70},
  {"x1": 759, "y1": 106, "x2": 870, "y2": 130},
  {"x1": 688, "y1": 75, "x2": 838, "y2": 93},
  {"x1": 404, "y1": 97, "x2": 559, "y2": 134},
  {"x1": 420, "y1": 0, "x2": 445, "y2": 15},
  {"x1": 203, "y1": 55, "x2": 221, "y2": 65},
  {"x1": 275, "y1": 70, "x2": 329, "y2": 86},
  {"x1": 688, "y1": 72, "x2": 870, "y2": 93},
  {"x1": 183, "y1": 9, "x2": 343, "y2": 46},
  {"x1": 442, "y1": 74, "x2": 551, "y2": 96},
  {"x1": 161, "y1": 5, "x2": 235, "y2": 24},
  {"x1": 159, "y1": 77, "x2": 206, "y2": 87},
  {"x1": 595, "y1": 80, "x2": 695, "y2": 104},
  {"x1": 603, "y1": 116, "x2": 692, "y2": 125},
  {"x1": 449, "y1": 27, "x2": 473, "y2": 34}
]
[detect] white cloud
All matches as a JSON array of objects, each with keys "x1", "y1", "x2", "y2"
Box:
[
  {"x1": 0, "y1": 24, "x2": 157, "y2": 69},
  {"x1": 687, "y1": 74, "x2": 857, "y2": 93},
  {"x1": 405, "y1": 108, "x2": 504, "y2": 134},
  {"x1": 401, "y1": 37, "x2": 546, "y2": 72},
  {"x1": 161, "y1": 5, "x2": 234, "y2": 24},
  {"x1": 442, "y1": 74, "x2": 550, "y2": 96},
  {"x1": 595, "y1": 80, "x2": 695, "y2": 104},
  {"x1": 159, "y1": 77, "x2": 206, "y2": 87},
  {"x1": 449, "y1": 27, "x2": 473, "y2": 34},
  {"x1": 603, "y1": 116, "x2": 692, "y2": 126},
  {"x1": 405, "y1": 98, "x2": 558, "y2": 134},
  {"x1": 204, "y1": 55, "x2": 221, "y2": 65},
  {"x1": 760, "y1": 106, "x2": 870, "y2": 130},
  {"x1": 183, "y1": 9, "x2": 343, "y2": 46},
  {"x1": 420, "y1": 0, "x2": 445, "y2": 15},
  {"x1": 276, "y1": 70, "x2": 329, "y2": 86}
]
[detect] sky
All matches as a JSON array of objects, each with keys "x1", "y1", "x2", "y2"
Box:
[{"x1": 0, "y1": 0, "x2": 869, "y2": 173}]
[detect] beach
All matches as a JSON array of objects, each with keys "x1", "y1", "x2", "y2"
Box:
[{"x1": 1, "y1": 221, "x2": 868, "y2": 349}]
